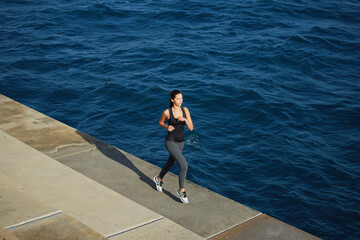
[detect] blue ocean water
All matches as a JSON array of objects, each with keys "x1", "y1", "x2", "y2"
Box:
[{"x1": 1, "y1": 0, "x2": 359, "y2": 239}]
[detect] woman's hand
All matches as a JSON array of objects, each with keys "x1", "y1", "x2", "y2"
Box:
[
  {"x1": 177, "y1": 116, "x2": 186, "y2": 122},
  {"x1": 168, "y1": 125, "x2": 175, "y2": 132}
]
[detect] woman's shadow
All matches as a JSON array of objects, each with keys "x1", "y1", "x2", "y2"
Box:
[{"x1": 76, "y1": 130, "x2": 179, "y2": 202}]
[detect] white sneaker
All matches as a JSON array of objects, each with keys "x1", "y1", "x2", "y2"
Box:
[
  {"x1": 153, "y1": 176, "x2": 163, "y2": 192},
  {"x1": 177, "y1": 190, "x2": 189, "y2": 203}
]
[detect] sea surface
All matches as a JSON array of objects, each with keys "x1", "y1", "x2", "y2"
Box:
[{"x1": 1, "y1": 0, "x2": 359, "y2": 239}]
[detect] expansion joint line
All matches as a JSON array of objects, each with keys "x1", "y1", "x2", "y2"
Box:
[
  {"x1": 206, "y1": 213, "x2": 263, "y2": 239},
  {"x1": 53, "y1": 147, "x2": 98, "y2": 159},
  {"x1": 5, "y1": 210, "x2": 64, "y2": 230},
  {"x1": 106, "y1": 217, "x2": 164, "y2": 239}
]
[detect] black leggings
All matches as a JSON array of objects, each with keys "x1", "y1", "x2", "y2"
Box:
[{"x1": 159, "y1": 141, "x2": 188, "y2": 189}]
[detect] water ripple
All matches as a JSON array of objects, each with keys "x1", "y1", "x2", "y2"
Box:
[{"x1": 1, "y1": 0, "x2": 359, "y2": 239}]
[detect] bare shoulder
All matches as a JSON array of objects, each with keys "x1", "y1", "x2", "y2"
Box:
[
  {"x1": 183, "y1": 107, "x2": 191, "y2": 114},
  {"x1": 163, "y1": 109, "x2": 170, "y2": 118}
]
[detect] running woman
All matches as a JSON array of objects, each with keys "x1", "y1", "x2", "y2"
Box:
[{"x1": 154, "y1": 90, "x2": 194, "y2": 203}]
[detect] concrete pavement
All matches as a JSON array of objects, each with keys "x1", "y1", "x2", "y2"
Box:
[
  {"x1": 0, "y1": 94, "x2": 320, "y2": 239},
  {"x1": 0, "y1": 130, "x2": 204, "y2": 239}
]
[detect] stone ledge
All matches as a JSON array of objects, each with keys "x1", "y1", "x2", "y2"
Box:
[
  {"x1": 8, "y1": 213, "x2": 107, "y2": 240},
  {"x1": 210, "y1": 214, "x2": 320, "y2": 240}
]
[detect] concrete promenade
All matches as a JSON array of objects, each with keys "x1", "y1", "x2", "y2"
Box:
[{"x1": 0, "y1": 94, "x2": 320, "y2": 239}]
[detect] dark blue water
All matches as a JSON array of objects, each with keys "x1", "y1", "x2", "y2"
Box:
[{"x1": 1, "y1": 0, "x2": 359, "y2": 239}]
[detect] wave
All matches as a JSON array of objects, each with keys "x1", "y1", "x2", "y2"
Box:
[{"x1": 1, "y1": 0, "x2": 359, "y2": 239}]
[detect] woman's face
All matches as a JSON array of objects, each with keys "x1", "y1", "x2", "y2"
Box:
[{"x1": 172, "y1": 93, "x2": 183, "y2": 107}]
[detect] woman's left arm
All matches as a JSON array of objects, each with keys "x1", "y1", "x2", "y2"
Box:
[{"x1": 181, "y1": 107, "x2": 193, "y2": 131}]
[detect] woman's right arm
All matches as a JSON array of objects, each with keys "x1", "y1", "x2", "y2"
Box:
[{"x1": 159, "y1": 109, "x2": 174, "y2": 131}]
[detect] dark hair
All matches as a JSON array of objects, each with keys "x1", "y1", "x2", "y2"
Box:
[{"x1": 169, "y1": 90, "x2": 182, "y2": 108}]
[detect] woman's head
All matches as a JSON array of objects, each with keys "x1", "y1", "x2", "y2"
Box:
[{"x1": 169, "y1": 90, "x2": 183, "y2": 108}]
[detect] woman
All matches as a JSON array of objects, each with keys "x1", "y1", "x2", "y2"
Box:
[{"x1": 154, "y1": 90, "x2": 193, "y2": 203}]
